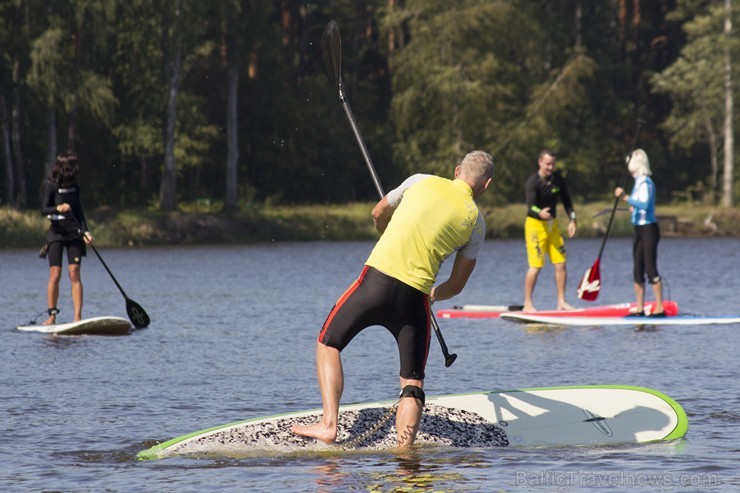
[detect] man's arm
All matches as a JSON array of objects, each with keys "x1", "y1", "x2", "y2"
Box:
[
  {"x1": 430, "y1": 253, "x2": 476, "y2": 302},
  {"x1": 372, "y1": 174, "x2": 430, "y2": 233},
  {"x1": 558, "y1": 175, "x2": 577, "y2": 238},
  {"x1": 371, "y1": 196, "x2": 395, "y2": 234},
  {"x1": 526, "y1": 175, "x2": 552, "y2": 220}
]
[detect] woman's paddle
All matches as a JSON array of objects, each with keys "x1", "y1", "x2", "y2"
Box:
[
  {"x1": 576, "y1": 121, "x2": 644, "y2": 301},
  {"x1": 66, "y1": 215, "x2": 150, "y2": 328},
  {"x1": 321, "y1": 19, "x2": 456, "y2": 367},
  {"x1": 88, "y1": 243, "x2": 150, "y2": 328}
]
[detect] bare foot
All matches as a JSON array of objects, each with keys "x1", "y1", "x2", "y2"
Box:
[
  {"x1": 290, "y1": 422, "x2": 337, "y2": 444},
  {"x1": 42, "y1": 315, "x2": 56, "y2": 326},
  {"x1": 557, "y1": 302, "x2": 575, "y2": 311},
  {"x1": 522, "y1": 304, "x2": 537, "y2": 312}
]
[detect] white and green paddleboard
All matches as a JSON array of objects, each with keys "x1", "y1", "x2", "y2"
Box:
[
  {"x1": 137, "y1": 385, "x2": 688, "y2": 460},
  {"x1": 16, "y1": 316, "x2": 132, "y2": 336}
]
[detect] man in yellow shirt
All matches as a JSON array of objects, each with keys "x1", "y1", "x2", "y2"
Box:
[{"x1": 291, "y1": 150, "x2": 494, "y2": 447}]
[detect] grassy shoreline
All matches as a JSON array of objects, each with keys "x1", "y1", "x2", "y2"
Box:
[{"x1": 2, "y1": 203, "x2": 738, "y2": 248}]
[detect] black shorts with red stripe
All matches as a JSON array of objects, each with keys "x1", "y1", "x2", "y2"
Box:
[{"x1": 318, "y1": 266, "x2": 431, "y2": 380}]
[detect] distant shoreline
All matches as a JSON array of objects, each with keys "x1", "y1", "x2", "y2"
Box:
[{"x1": 2, "y1": 202, "x2": 737, "y2": 248}]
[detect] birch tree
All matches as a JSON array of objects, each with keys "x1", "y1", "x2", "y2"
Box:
[{"x1": 651, "y1": 0, "x2": 737, "y2": 206}]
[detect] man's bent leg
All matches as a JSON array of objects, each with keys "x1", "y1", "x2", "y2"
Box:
[
  {"x1": 396, "y1": 378, "x2": 424, "y2": 448},
  {"x1": 291, "y1": 342, "x2": 343, "y2": 443}
]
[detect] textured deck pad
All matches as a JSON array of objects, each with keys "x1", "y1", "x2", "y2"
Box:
[{"x1": 165, "y1": 404, "x2": 508, "y2": 456}]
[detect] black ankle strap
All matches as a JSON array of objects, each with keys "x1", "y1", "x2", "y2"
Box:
[
  {"x1": 399, "y1": 385, "x2": 425, "y2": 405},
  {"x1": 48, "y1": 307, "x2": 60, "y2": 316}
]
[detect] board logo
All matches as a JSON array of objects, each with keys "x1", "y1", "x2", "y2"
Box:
[
  {"x1": 582, "y1": 408, "x2": 613, "y2": 436},
  {"x1": 577, "y1": 278, "x2": 600, "y2": 297}
]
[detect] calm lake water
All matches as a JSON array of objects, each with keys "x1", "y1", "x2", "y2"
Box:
[{"x1": 2, "y1": 237, "x2": 739, "y2": 492}]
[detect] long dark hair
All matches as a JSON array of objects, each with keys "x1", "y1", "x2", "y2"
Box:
[{"x1": 52, "y1": 153, "x2": 79, "y2": 188}]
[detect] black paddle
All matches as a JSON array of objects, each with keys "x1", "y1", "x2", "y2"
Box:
[
  {"x1": 321, "y1": 19, "x2": 457, "y2": 367},
  {"x1": 576, "y1": 120, "x2": 644, "y2": 301},
  {"x1": 88, "y1": 243, "x2": 150, "y2": 328},
  {"x1": 66, "y1": 215, "x2": 150, "y2": 328}
]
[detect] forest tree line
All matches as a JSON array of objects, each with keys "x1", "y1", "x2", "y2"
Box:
[{"x1": 0, "y1": 0, "x2": 737, "y2": 213}]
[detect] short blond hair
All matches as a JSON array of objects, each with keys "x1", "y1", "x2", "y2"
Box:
[
  {"x1": 459, "y1": 150, "x2": 495, "y2": 183},
  {"x1": 627, "y1": 148, "x2": 651, "y2": 176}
]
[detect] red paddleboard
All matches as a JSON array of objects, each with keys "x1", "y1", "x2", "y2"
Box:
[{"x1": 437, "y1": 301, "x2": 679, "y2": 320}]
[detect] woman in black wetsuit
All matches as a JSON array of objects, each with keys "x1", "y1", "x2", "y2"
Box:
[{"x1": 40, "y1": 153, "x2": 94, "y2": 325}]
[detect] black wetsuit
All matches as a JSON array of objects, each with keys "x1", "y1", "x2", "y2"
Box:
[
  {"x1": 40, "y1": 180, "x2": 89, "y2": 266},
  {"x1": 524, "y1": 171, "x2": 575, "y2": 220}
]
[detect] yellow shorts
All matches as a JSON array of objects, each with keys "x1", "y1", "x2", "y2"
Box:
[{"x1": 525, "y1": 216, "x2": 567, "y2": 268}]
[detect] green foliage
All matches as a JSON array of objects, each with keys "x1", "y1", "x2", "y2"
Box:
[
  {"x1": 0, "y1": 0, "x2": 737, "y2": 212},
  {"x1": 27, "y1": 27, "x2": 69, "y2": 104},
  {"x1": 651, "y1": 2, "x2": 730, "y2": 151},
  {"x1": 387, "y1": 1, "x2": 528, "y2": 176}
]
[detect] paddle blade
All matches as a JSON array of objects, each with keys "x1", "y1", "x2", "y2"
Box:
[
  {"x1": 126, "y1": 298, "x2": 150, "y2": 328},
  {"x1": 577, "y1": 259, "x2": 601, "y2": 301},
  {"x1": 321, "y1": 20, "x2": 342, "y2": 93}
]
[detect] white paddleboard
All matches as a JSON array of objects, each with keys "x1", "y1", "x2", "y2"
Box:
[
  {"x1": 16, "y1": 316, "x2": 133, "y2": 336},
  {"x1": 500, "y1": 313, "x2": 740, "y2": 326},
  {"x1": 137, "y1": 385, "x2": 687, "y2": 460}
]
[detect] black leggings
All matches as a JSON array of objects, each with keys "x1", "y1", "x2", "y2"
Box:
[{"x1": 633, "y1": 223, "x2": 660, "y2": 285}]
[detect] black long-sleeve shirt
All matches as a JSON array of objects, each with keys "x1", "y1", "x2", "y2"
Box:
[
  {"x1": 525, "y1": 171, "x2": 575, "y2": 220},
  {"x1": 41, "y1": 180, "x2": 89, "y2": 242}
]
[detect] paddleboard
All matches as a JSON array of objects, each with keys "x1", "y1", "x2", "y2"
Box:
[
  {"x1": 16, "y1": 316, "x2": 133, "y2": 336},
  {"x1": 500, "y1": 313, "x2": 740, "y2": 326},
  {"x1": 437, "y1": 300, "x2": 678, "y2": 319},
  {"x1": 137, "y1": 385, "x2": 687, "y2": 460}
]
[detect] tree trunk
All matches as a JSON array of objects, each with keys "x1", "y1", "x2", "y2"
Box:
[
  {"x1": 225, "y1": 63, "x2": 239, "y2": 212},
  {"x1": 1, "y1": 95, "x2": 14, "y2": 205},
  {"x1": 574, "y1": 0, "x2": 583, "y2": 50},
  {"x1": 67, "y1": 22, "x2": 81, "y2": 154},
  {"x1": 67, "y1": 102, "x2": 77, "y2": 154},
  {"x1": 46, "y1": 106, "x2": 57, "y2": 175},
  {"x1": 11, "y1": 60, "x2": 26, "y2": 208},
  {"x1": 721, "y1": 0, "x2": 734, "y2": 207},
  {"x1": 159, "y1": 38, "x2": 182, "y2": 211},
  {"x1": 705, "y1": 118, "x2": 718, "y2": 205}
]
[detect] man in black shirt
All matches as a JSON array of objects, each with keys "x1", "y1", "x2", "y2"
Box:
[{"x1": 523, "y1": 149, "x2": 577, "y2": 311}]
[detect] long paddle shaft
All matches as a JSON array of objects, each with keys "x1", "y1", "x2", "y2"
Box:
[
  {"x1": 321, "y1": 19, "x2": 457, "y2": 367},
  {"x1": 577, "y1": 121, "x2": 644, "y2": 301},
  {"x1": 66, "y1": 215, "x2": 150, "y2": 328}
]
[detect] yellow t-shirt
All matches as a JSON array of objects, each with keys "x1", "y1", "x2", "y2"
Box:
[{"x1": 366, "y1": 175, "x2": 484, "y2": 293}]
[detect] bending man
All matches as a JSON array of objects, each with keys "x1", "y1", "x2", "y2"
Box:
[{"x1": 291, "y1": 150, "x2": 495, "y2": 447}]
